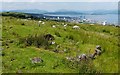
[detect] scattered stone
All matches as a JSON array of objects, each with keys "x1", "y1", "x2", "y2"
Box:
[
  {"x1": 66, "y1": 57, "x2": 75, "y2": 61},
  {"x1": 95, "y1": 45, "x2": 102, "y2": 55},
  {"x1": 96, "y1": 45, "x2": 101, "y2": 50},
  {"x1": 56, "y1": 45, "x2": 60, "y2": 48},
  {"x1": 72, "y1": 25, "x2": 80, "y2": 29},
  {"x1": 53, "y1": 49, "x2": 59, "y2": 53},
  {"x1": 64, "y1": 49, "x2": 67, "y2": 52},
  {"x1": 78, "y1": 54, "x2": 87, "y2": 61},
  {"x1": 52, "y1": 25, "x2": 56, "y2": 28},
  {"x1": 30, "y1": 57, "x2": 43, "y2": 64},
  {"x1": 51, "y1": 41, "x2": 55, "y2": 45},
  {"x1": 89, "y1": 53, "x2": 96, "y2": 59},
  {"x1": 95, "y1": 49, "x2": 101, "y2": 55}
]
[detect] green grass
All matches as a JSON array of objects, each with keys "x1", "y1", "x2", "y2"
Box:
[{"x1": 1, "y1": 13, "x2": 119, "y2": 73}]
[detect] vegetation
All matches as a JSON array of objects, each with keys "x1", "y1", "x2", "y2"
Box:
[{"x1": 1, "y1": 12, "x2": 119, "y2": 73}]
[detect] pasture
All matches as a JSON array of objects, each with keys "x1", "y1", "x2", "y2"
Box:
[{"x1": 1, "y1": 12, "x2": 119, "y2": 73}]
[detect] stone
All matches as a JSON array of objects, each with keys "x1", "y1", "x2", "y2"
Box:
[
  {"x1": 96, "y1": 45, "x2": 101, "y2": 50},
  {"x1": 30, "y1": 57, "x2": 43, "y2": 64}
]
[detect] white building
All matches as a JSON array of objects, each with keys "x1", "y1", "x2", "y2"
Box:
[{"x1": 102, "y1": 21, "x2": 107, "y2": 26}]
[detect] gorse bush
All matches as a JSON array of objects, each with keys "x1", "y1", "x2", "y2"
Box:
[{"x1": 19, "y1": 34, "x2": 50, "y2": 48}]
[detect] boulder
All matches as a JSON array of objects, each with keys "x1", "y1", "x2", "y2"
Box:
[
  {"x1": 44, "y1": 34, "x2": 55, "y2": 41},
  {"x1": 96, "y1": 45, "x2": 101, "y2": 50}
]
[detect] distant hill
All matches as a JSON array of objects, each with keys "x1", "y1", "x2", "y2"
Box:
[
  {"x1": 1, "y1": 9, "x2": 118, "y2": 15},
  {"x1": 44, "y1": 10, "x2": 86, "y2": 15},
  {"x1": 8, "y1": 9, "x2": 48, "y2": 14},
  {"x1": 44, "y1": 9, "x2": 118, "y2": 15}
]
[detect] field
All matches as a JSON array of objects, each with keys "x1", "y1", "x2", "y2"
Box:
[{"x1": 1, "y1": 12, "x2": 119, "y2": 73}]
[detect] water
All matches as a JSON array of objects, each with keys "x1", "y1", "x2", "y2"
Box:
[{"x1": 45, "y1": 14, "x2": 118, "y2": 25}]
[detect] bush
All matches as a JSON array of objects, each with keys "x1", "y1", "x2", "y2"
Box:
[
  {"x1": 19, "y1": 34, "x2": 50, "y2": 48},
  {"x1": 33, "y1": 35, "x2": 49, "y2": 48},
  {"x1": 102, "y1": 29, "x2": 110, "y2": 33}
]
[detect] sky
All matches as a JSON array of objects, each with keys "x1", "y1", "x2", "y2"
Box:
[
  {"x1": 1, "y1": 2, "x2": 118, "y2": 12},
  {"x1": 0, "y1": 0, "x2": 119, "y2": 2}
]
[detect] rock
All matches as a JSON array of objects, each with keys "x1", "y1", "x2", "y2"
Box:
[
  {"x1": 95, "y1": 49, "x2": 101, "y2": 55},
  {"x1": 30, "y1": 57, "x2": 43, "y2": 64},
  {"x1": 56, "y1": 45, "x2": 60, "y2": 48},
  {"x1": 66, "y1": 57, "x2": 75, "y2": 61},
  {"x1": 96, "y1": 45, "x2": 101, "y2": 50},
  {"x1": 89, "y1": 53, "x2": 96, "y2": 59},
  {"x1": 78, "y1": 54, "x2": 87, "y2": 60},
  {"x1": 50, "y1": 41, "x2": 55, "y2": 45},
  {"x1": 72, "y1": 25, "x2": 80, "y2": 29},
  {"x1": 53, "y1": 49, "x2": 59, "y2": 53},
  {"x1": 52, "y1": 25, "x2": 56, "y2": 28},
  {"x1": 64, "y1": 49, "x2": 67, "y2": 52}
]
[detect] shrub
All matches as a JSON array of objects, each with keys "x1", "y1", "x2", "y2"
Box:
[
  {"x1": 33, "y1": 34, "x2": 49, "y2": 48},
  {"x1": 102, "y1": 29, "x2": 110, "y2": 33},
  {"x1": 19, "y1": 34, "x2": 50, "y2": 49}
]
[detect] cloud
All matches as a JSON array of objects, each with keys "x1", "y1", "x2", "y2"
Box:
[{"x1": 1, "y1": 0, "x2": 119, "y2": 2}]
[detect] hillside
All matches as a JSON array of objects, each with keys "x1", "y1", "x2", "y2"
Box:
[{"x1": 1, "y1": 12, "x2": 119, "y2": 73}]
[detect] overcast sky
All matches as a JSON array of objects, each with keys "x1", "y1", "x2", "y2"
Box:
[
  {"x1": 0, "y1": 0, "x2": 119, "y2": 2},
  {"x1": 1, "y1": 2, "x2": 118, "y2": 12}
]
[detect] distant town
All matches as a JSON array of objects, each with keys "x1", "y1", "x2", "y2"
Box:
[{"x1": 28, "y1": 13, "x2": 117, "y2": 26}]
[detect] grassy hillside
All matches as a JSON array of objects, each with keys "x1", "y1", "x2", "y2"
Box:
[{"x1": 1, "y1": 12, "x2": 119, "y2": 73}]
